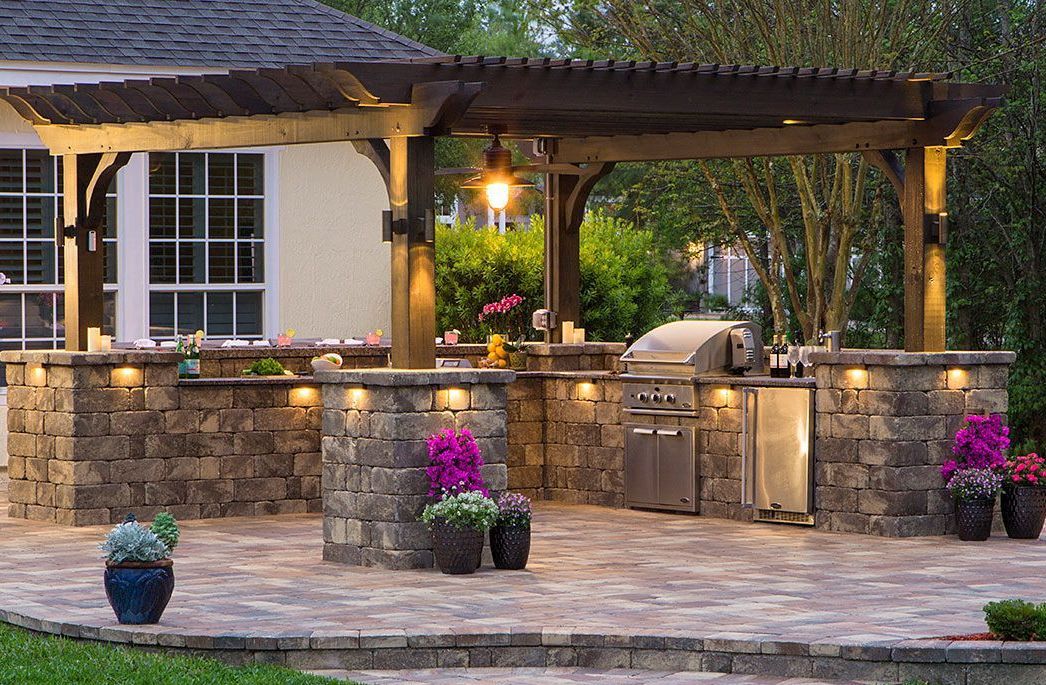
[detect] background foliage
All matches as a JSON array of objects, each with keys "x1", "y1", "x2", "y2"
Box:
[{"x1": 435, "y1": 213, "x2": 681, "y2": 343}]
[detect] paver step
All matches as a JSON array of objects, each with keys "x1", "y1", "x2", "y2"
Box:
[{"x1": 313, "y1": 667, "x2": 878, "y2": 684}]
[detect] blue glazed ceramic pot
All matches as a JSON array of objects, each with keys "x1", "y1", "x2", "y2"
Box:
[{"x1": 103, "y1": 560, "x2": 175, "y2": 624}]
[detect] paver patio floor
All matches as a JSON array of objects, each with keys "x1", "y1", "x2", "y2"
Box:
[
  {"x1": 319, "y1": 667, "x2": 873, "y2": 684},
  {"x1": 1, "y1": 480, "x2": 1043, "y2": 645}
]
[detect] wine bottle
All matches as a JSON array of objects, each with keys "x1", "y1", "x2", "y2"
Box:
[
  {"x1": 176, "y1": 337, "x2": 187, "y2": 379},
  {"x1": 769, "y1": 335, "x2": 780, "y2": 377},
  {"x1": 185, "y1": 334, "x2": 201, "y2": 379}
]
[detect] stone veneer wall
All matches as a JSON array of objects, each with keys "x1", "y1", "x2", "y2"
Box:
[
  {"x1": 319, "y1": 368, "x2": 514, "y2": 569},
  {"x1": 2, "y1": 350, "x2": 322, "y2": 525},
  {"x1": 812, "y1": 350, "x2": 1013, "y2": 536}
]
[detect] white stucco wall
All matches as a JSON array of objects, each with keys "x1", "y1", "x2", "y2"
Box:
[{"x1": 275, "y1": 142, "x2": 391, "y2": 339}]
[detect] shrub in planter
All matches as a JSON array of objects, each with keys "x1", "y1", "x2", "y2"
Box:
[
  {"x1": 947, "y1": 468, "x2": 1003, "y2": 541},
  {"x1": 421, "y1": 492, "x2": 499, "y2": 575},
  {"x1": 983, "y1": 599, "x2": 1046, "y2": 640},
  {"x1": 1001, "y1": 453, "x2": 1046, "y2": 539},
  {"x1": 99, "y1": 513, "x2": 180, "y2": 624},
  {"x1": 491, "y1": 492, "x2": 532, "y2": 570}
]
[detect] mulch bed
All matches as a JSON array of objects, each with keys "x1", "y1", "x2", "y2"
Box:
[{"x1": 930, "y1": 633, "x2": 997, "y2": 641}]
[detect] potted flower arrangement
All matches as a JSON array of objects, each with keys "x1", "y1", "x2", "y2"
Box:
[
  {"x1": 100, "y1": 512, "x2": 180, "y2": 624},
  {"x1": 478, "y1": 294, "x2": 528, "y2": 370},
  {"x1": 1001, "y1": 452, "x2": 1046, "y2": 539},
  {"x1": 947, "y1": 468, "x2": 1003, "y2": 541},
  {"x1": 490, "y1": 492, "x2": 532, "y2": 570},
  {"x1": 421, "y1": 428, "x2": 495, "y2": 574},
  {"x1": 941, "y1": 414, "x2": 1010, "y2": 482}
]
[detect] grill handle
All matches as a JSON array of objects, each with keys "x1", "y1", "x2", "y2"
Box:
[{"x1": 740, "y1": 387, "x2": 758, "y2": 508}]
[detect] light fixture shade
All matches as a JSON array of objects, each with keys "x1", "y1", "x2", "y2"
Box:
[{"x1": 460, "y1": 133, "x2": 535, "y2": 211}]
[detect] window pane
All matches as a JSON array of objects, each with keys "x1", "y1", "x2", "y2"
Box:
[
  {"x1": 0, "y1": 150, "x2": 21, "y2": 192},
  {"x1": 104, "y1": 241, "x2": 117, "y2": 284},
  {"x1": 179, "y1": 197, "x2": 205, "y2": 238},
  {"x1": 208, "y1": 198, "x2": 235, "y2": 239},
  {"x1": 149, "y1": 292, "x2": 175, "y2": 338},
  {"x1": 149, "y1": 153, "x2": 177, "y2": 194},
  {"x1": 208, "y1": 154, "x2": 236, "y2": 195},
  {"x1": 236, "y1": 291, "x2": 262, "y2": 335},
  {"x1": 206, "y1": 291, "x2": 234, "y2": 335},
  {"x1": 208, "y1": 241, "x2": 235, "y2": 283},
  {"x1": 178, "y1": 153, "x2": 206, "y2": 194},
  {"x1": 238, "y1": 242, "x2": 264, "y2": 283},
  {"x1": 25, "y1": 241, "x2": 55, "y2": 284},
  {"x1": 25, "y1": 150, "x2": 54, "y2": 194},
  {"x1": 0, "y1": 242, "x2": 24, "y2": 284},
  {"x1": 0, "y1": 196, "x2": 22, "y2": 238},
  {"x1": 178, "y1": 241, "x2": 206, "y2": 283},
  {"x1": 0, "y1": 293, "x2": 20, "y2": 338},
  {"x1": 238, "y1": 154, "x2": 264, "y2": 195},
  {"x1": 25, "y1": 196, "x2": 55, "y2": 239},
  {"x1": 149, "y1": 242, "x2": 177, "y2": 283},
  {"x1": 149, "y1": 197, "x2": 177, "y2": 239},
  {"x1": 104, "y1": 195, "x2": 117, "y2": 239},
  {"x1": 176, "y1": 292, "x2": 204, "y2": 334},
  {"x1": 24, "y1": 292, "x2": 55, "y2": 338},
  {"x1": 103, "y1": 292, "x2": 116, "y2": 336},
  {"x1": 238, "y1": 198, "x2": 263, "y2": 238},
  {"x1": 54, "y1": 292, "x2": 64, "y2": 340}
]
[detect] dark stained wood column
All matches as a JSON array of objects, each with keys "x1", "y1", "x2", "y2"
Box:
[
  {"x1": 543, "y1": 162, "x2": 613, "y2": 342},
  {"x1": 388, "y1": 136, "x2": 436, "y2": 368},
  {"x1": 901, "y1": 146, "x2": 947, "y2": 352},
  {"x1": 61, "y1": 153, "x2": 131, "y2": 351}
]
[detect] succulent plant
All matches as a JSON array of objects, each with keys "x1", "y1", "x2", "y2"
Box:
[
  {"x1": 150, "y1": 512, "x2": 180, "y2": 553},
  {"x1": 100, "y1": 522, "x2": 169, "y2": 564}
]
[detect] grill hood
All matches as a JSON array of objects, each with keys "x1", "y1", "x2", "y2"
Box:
[{"x1": 620, "y1": 320, "x2": 763, "y2": 377}]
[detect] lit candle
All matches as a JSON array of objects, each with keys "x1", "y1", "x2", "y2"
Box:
[
  {"x1": 560, "y1": 320, "x2": 574, "y2": 344},
  {"x1": 100, "y1": 335, "x2": 112, "y2": 352},
  {"x1": 87, "y1": 327, "x2": 102, "y2": 352},
  {"x1": 573, "y1": 327, "x2": 586, "y2": 344}
]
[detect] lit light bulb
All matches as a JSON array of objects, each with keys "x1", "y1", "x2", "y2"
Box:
[{"x1": 486, "y1": 182, "x2": 509, "y2": 211}]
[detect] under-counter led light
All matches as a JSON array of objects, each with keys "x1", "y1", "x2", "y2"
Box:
[
  {"x1": 947, "y1": 367, "x2": 970, "y2": 390},
  {"x1": 112, "y1": 365, "x2": 143, "y2": 387},
  {"x1": 845, "y1": 366, "x2": 868, "y2": 388},
  {"x1": 26, "y1": 363, "x2": 46, "y2": 386},
  {"x1": 347, "y1": 386, "x2": 367, "y2": 409},
  {"x1": 290, "y1": 385, "x2": 319, "y2": 404},
  {"x1": 445, "y1": 386, "x2": 469, "y2": 410},
  {"x1": 577, "y1": 380, "x2": 600, "y2": 401}
]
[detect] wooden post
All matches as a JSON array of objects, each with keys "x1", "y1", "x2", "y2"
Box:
[
  {"x1": 61, "y1": 153, "x2": 131, "y2": 350},
  {"x1": 543, "y1": 163, "x2": 614, "y2": 342},
  {"x1": 901, "y1": 146, "x2": 947, "y2": 352},
  {"x1": 388, "y1": 136, "x2": 436, "y2": 369}
]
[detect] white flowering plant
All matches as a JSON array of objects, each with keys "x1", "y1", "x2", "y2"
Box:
[{"x1": 420, "y1": 491, "x2": 499, "y2": 531}]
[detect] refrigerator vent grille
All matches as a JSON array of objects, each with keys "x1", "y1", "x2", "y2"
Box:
[{"x1": 755, "y1": 509, "x2": 815, "y2": 526}]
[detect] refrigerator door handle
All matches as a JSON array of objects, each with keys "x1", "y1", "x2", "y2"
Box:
[
  {"x1": 740, "y1": 387, "x2": 757, "y2": 508},
  {"x1": 655, "y1": 429, "x2": 684, "y2": 437},
  {"x1": 632, "y1": 427, "x2": 656, "y2": 435}
]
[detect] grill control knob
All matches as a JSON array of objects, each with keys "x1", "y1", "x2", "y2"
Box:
[
  {"x1": 651, "y1": 393, "x2": 662, "y2": 403},
  {"x1": 637, "y1": 392, "x2": 649, "y2": 402},
  {"x1": 665, "y1": 393, "x2": 676, "y2": 404}
]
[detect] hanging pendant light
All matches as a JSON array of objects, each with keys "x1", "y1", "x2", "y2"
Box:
[{"x1": 461, "y1": 133, "x2": 535, "y2": 211}]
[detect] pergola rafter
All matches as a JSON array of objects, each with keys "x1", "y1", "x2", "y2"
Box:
[{"x1": 0, "y1": 56, "x2": 1005, "y2": 363}]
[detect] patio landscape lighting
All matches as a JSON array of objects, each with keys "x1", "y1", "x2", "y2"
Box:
[{"x1": 461, "y1": 132, "x2": 535, "y2": 212}]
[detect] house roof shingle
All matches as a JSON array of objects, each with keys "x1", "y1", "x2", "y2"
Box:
[{"x1": 0, "y1": 0, "x2": 438, "y2": 69}]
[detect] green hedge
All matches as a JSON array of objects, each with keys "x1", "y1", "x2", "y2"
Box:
[{"x1": 435, "y1": 211, "x2": 681, "y2": 343}]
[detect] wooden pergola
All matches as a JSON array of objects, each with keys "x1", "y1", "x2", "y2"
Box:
[{"x1": 0, "y1": 56, "x2": 1003, "y2": 366}]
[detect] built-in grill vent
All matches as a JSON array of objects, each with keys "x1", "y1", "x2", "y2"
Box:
[{"x1": 754, "y1": 509, "x2": 815, "y2": 526}]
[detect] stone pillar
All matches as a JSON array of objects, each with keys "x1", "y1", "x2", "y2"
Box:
[
  {"x1": 811, "y1": 350, "x2": 1013, "y2": 537},
  {"x1": 318, "y1": 368, "x2": 514, "y2": 569}
]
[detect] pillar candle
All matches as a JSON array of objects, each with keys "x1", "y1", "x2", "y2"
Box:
[
  {"x1": 573, "y1": 327, "x2": 586, "y2": 344},
  {"x1": 100, "y1": 335, "x2": 112, "y2": 352},
  {"x1": 87, "y1": 327, "x2": 102, "y2": 352},
  {"x1": 560, "y1": 320, "x2": 574, "y2": 344}
]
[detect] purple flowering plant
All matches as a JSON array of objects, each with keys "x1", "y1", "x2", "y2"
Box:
[
  {"x1": 947, "y1": 467, "x2": 1004, "y2": 502},
  {"x1": 941, "y1": 414, "x2": 1009, "y2": 482},
  {"x1": 425, "y1": 428, "x2": 488, "y2": 498},
  {"x1": 496, "y1": 492, "x2": 532, "y2": 528}
]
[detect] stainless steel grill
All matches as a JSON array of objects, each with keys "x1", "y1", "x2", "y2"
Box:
[{"x1": 620, "y1": 320, "x2": 763, "y2": 380}]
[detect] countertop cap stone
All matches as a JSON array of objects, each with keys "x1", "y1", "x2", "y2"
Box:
[
  {"x1": 0, "y1": 350, "x2": 183, "y2": 365},
  {"x1": 314, "y1": 368, "x2": 516, "y2": 386},
  {"x1": 808, "y1": 349, "x2": 1016, "y2": 366}
]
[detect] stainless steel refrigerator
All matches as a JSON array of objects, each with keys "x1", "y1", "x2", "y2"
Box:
[{"x1": 741, "y1": 386, "x2": 815, "y2": 525}]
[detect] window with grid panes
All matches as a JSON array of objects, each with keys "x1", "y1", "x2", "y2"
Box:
[
  {"x1": 147, "y1": 152, "x2": 265, "y2": 340},
  {"x1": 0, "y1": 149, "x2": 117, "y2": 350}
]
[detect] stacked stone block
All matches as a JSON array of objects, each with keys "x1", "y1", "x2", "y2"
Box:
[
  {"x1": 318, "y1": 368, "x2": 514, "y2": 569},
  {"x1": 2, "y1": 350, "x2": 322, "y2": 525},
  {"x1": 812, "y1": 350, "x2": 1013, "y2": 537},
  {"x1": 524, "y1": 343, "x2": 624, "y2": 373}
]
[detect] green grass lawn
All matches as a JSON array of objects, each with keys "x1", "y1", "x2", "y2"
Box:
[{"x1": 0, "y1": 622, "x2": 353, "y2": 685}]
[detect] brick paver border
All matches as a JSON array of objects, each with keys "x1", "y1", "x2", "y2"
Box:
[{"x1": 2, "y1": 608, "x2": 1043, "y2": 684}]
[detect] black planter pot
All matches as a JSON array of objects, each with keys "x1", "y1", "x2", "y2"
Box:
[
  {"x1": 490, "y1": 524, "x2": 531, "y2": 570},
  {"x1": 431, "y1": 520, "x2": 484, "y2": 575},
  {"x1": 1001, "y1": 485, "x2": 1046, "y2": 539},
  {"x1": 103, "y1": 560, "x2": 175, "y2": 624},
  {"x1": 955, "y1": 498, "x2": 995, "y2": 541}
]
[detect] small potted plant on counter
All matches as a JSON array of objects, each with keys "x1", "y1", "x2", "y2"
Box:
[
  {"x1": 491, "y1": 492, "x2": 532, "y2": 570},
  {"x1": 100, "y1": 512, "x2": 180, "y2": 624},
  {"x1": 1001, "y1": 452, "x2": 1046, "y2": 539},
  {"x1": 242, "y1": 357, "x2": 294, "y2": 377},
  {"x1": 422, "y1": 491, "x2": 499, "y2": 574},
  {"x1": 478, "y1": 294, "x2": 529, "y2": 370},
  {"x1": 947, "y1": 468, "x2": 1003, "y2": 541}
]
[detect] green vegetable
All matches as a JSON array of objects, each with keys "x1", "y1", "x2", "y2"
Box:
[
  {"x1": 244, "y1": 358, "x2": 286, "y2": 376},
  {"x1": 150, "y1": 512, "x2": 180, "y2": 553}
]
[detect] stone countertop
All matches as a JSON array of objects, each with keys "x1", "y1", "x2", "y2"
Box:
[
  {"x1": 178, "y1": 375, "x2": 317, "y2": 386},
  {"x1": 694, "y1": 374, "x2": 816, "y2": 388},
  {"x1": 808, "y1": 349, "x2": 1016, "y2": 365}
]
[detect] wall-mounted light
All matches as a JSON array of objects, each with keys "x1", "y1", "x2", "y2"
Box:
[
  {"x1": 947, "y1": 367, "x2": 969, "y2": 390},
  {"x1": 26, "y1": 363, "x2": 46, "y2": 386},
  {"x1": 576, "y1": 379, "x2": 600, "y2": 401},
  {"x1": 460, "y1": 133, "x2": 535, "y2": 212},
  {"x1": 925, "y1": 211, "x2": 948, "y2": 244},
  {"x1": 845, "y1": 366, "x2": 868, "y2": 389},
  {"x1": 290, "y1": 385, "x2": 319, "y2": 405},
  {"x1": 112, "y1": 365, "x2": 143, "y2": 387},
  {"x1": 347, "y1": 386, "x2": 367, "y2": 409}
]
